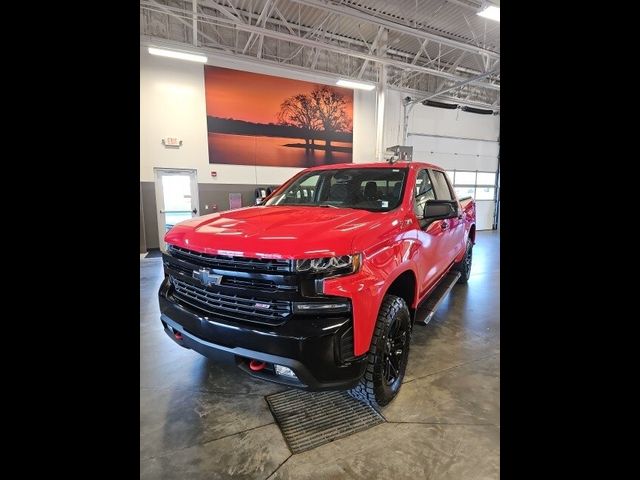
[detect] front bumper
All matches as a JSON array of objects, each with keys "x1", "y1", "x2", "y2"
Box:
[{"x1": 158, "y1": 279, "x2": 367, "y2": 390}]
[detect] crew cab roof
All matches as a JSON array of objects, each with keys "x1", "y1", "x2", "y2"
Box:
[{"x1": 304, "y1": 162, "x2": 445, "y2": 172}]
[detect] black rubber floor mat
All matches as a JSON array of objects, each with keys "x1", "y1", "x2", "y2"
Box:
[{"x1": 266, "y1": 389, "x2": 385, "y2": 454}]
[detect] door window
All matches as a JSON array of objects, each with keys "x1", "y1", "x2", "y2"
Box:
[
  {"x1": 431, "y1": 170, "x2": 453, "y2": 201},
  {"x1": 414, "y1": 169, "x2": 435, "y2": 217},
  {"x1": 161, "y1": 175, "x2": 193, "y2": 226}
]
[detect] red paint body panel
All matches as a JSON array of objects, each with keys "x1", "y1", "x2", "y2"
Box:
[{"x1": 164, "y1": 162, "x2": 476, "y2": 357}]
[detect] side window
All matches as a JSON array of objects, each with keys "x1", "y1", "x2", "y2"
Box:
[
  {"x1": 431, "y1": 170, "x2": 453, "y2": 201},
  {"x1": 282, "y1": 174, "x2": 320, "y2": 204},
  {"x1": 414, "y1": 169, "x2": 435, "y2": 217}
]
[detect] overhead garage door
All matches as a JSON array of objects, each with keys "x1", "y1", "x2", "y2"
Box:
[{"x1": 406, "y1": 133, "x2": 499, "y2": 230}]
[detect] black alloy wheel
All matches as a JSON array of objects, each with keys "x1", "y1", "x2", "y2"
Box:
[{"x1": 349, "y1": 295, "x2": 412, "y2": 408}]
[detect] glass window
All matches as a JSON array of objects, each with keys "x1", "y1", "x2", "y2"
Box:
[
  {"x1": 454, "y1": 171, "x2": 476, "y2": 185},
  {"x1": 431, "y1": 170, "x2": 453, "y2": 201},
  {"x1": 476, "y1": 172, "x2": 496, "y2": 186},
  {"x1": 161, "y1": 175, "x2": 194, "y2": 227},
  {"x1": 445, "y1": 171, "x2": 455, "y2": 184},
  {"x1": 414, "y1": 169, "x2": 435, "y2": 217},
  {"x1": 475, "y1": 187, "x2": 495, "y2": 200},
  {"x1": 454, "y1": 186, "x2": 475, "y2": 200},
  {"x1": 359, "y1": 179, "x2": 403, "y2": 200},
  {"x1": 278, "y1": 173, "x2": 320, "y2": 204},
  {"x1": 415, "y1": 169, "x2": 435, "y2": 197},
  {"x1": 300, "y1": 174, "x2": 320, "y2": 187},
  {"x1": 265, "y1": 168, "x2": 408, "y2": 211}
]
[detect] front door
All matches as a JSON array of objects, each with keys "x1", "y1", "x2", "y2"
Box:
[
  {"x1": 413, "y1": 169, "x2": 450, "y2": 296},
  {"x1": 154, "y1": 168, "x2": 199, "y2": 251}
]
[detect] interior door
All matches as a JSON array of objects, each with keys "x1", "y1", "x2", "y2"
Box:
[{"x1": 154, "y1": 168, "x2": 199, "y2": 251}]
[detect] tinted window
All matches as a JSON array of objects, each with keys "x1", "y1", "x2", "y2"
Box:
[
  {"x1": 275, "y1": 173, "x2": 320, "y2": 204},
  {"x1": 431, "y1": 170, "x2": 453, "y2": 201},
  {"x1": 265, "y1": 168, "x2": 408, "y2": 212},
  {"x1": 414, "y1": 169, "x2": 435, "y2": 217}
]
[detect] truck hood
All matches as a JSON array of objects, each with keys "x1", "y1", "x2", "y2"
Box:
[{"x1": 164, "y1": 205, "x2": 394, "y2": 259}]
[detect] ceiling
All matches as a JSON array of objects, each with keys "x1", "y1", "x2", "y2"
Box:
[{"x1": 140, "y1": 0, "x2": 500, "y2": 109}]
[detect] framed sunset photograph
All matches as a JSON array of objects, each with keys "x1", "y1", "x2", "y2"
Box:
[{"x1": 204, "y1": 66, "x2": 354, "y2": 167}]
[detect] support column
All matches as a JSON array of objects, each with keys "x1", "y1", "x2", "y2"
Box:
[
  {"x1": 192, "y1": 0, "x2": 198, "y2": 46},
  {"x1": 375, "y1": 64, "x2": 387, "y2": 161},
  {"x1": 374, "y1": 29, "x2": 388, "y2": 162},
  {"x1": 401, "y1": 100, "x2": 414, "y2": 146}
]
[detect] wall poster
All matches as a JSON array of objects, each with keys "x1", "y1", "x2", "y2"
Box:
[{"x1": 205, "y1": 66, "x2": 353, "y2": 168}]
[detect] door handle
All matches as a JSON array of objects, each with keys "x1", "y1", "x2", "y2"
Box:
[
  {"x1": 440, "y1": 221, "x2": 449, "y2": 230},
  {"x1": 192, "y1": 208, "x2": 198, "y2": 214}
]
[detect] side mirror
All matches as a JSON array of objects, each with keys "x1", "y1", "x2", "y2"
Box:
[{"x1": 422, "y1": 200, "x2": 457, "y2": 222}]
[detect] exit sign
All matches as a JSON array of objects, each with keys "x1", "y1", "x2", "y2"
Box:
[{"x1": 162, "y1": 137, "x2": 182, "y2": 148}]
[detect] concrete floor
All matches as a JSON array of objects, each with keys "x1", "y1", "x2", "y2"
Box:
[{"x1": 140, "y1": 231, "x2": 500, "y2": 479}]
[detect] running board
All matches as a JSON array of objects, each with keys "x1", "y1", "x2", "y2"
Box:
[{"x1": 415, "y1": 271, "x2": 461, "y2": 326}]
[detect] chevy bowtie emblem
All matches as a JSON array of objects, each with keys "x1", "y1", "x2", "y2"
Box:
[{"x1": 192, "y1": 268, "x2": 222, "y2": 287}]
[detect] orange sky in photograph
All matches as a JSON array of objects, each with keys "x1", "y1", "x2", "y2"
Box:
[{"x1": 204, "y1": 66, "x2": 353, "y2": 126}]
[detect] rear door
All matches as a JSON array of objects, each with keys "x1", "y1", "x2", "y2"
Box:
[{"x1": 430, "y1": 169, "x2": 465, "y2": 264}]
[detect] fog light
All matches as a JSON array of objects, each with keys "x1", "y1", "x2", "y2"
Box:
[{"x1": 274, "y1": 364, "x2": 297, "y2": 378}]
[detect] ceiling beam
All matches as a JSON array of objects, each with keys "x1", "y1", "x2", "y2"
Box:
[
  {"x1": 243, "y1": 0, "x2": 273, "y2": 54},
  {"x1": 388, "y1": 84, "x2": 498, "y2": 111},
  {"x1": 148, "y1": 1, "x2": 234, "y2": 53},
  {"x1": 192, "y1": 0, "x2": 198, "y2": 46},
  {"x1": 357, "y1": 26, "x2": 385, "y2": 80},
  {"x1": 145, "y1": 3, "x2": 500, "y2": 91},
  {"x1": 286, "y1": 0, "x2": 499, "y2": 59},
  {"x1": 409, "y1": 68, "x2": 498, "y2": 105},
  {"x1": 199, "y1": 0, "x2": 243, "y2": 23},
  {"x1": 148, "y1": 1, "x2": 494, "y2": 80}
]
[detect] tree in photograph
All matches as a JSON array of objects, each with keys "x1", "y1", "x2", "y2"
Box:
[
  {"x1": 309, "y1": 86, "x2": 351, "y2": 150},
  {"x1": 277, "y1": 94, "x2": 320, "y2": 148}
]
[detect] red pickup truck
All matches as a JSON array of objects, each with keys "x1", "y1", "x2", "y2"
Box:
[{"x1": 159, "y1": 162, "x2": 476, "y2": 407}]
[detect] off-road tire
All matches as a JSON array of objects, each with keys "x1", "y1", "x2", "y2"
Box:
[
  {"x1": 349, "y1": 295, "x2": 412, "y2": 409},
  {"x1": 454, "y1": 238, "x2": 473, "y2": 284}
]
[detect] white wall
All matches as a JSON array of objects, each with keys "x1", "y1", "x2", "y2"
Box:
[
  {"x1": 140, "y1": 48, "x2": 376, "y2": 185},
  {"x1": 140, "y1": 50, "x2": 209, "y2": 183}
]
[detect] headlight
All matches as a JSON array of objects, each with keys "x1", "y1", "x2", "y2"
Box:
[{"x1": 294, "y1": 253, "x2": 361, "y2": 275}]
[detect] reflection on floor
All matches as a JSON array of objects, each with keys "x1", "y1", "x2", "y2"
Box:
[{"x1": 140, "y1": 231, "x2": 500, "y2": 479}]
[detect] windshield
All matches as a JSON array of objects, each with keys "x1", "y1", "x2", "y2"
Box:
[{"x1": 264, "y1": 167, "x2": 408, "y2": 212}]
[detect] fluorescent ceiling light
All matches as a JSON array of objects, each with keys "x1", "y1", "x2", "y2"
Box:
[
  {"x1": 477, "y1": 5, "x2": 500, "y2": 22},
  {"x1": 336, "y1": 79, "x2": 376, "y2": 91},
  {"x1": 148, "y1": 47, "x2": 207, "y2": 63}
]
